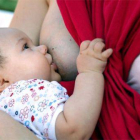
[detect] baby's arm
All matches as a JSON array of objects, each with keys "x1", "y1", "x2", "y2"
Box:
[{"x1": 56, "y1": 39, "x2": 113, "y2": 140}]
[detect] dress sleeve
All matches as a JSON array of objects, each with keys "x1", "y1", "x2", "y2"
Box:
[
  {"x1": 48, "y1": 104, "x2": 64, "y2": 140},
  {"x1": 0, "y1": 79, "x2": 69, "y2": 140}
]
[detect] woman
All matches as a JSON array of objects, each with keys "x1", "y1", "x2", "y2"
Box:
[{"x1": 1, "y1": 0, "x2": 140, "y2": 139}]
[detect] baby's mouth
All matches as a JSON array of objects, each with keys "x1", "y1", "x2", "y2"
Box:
[{"x1": 51, "y1": 63, "x2": 58, "y2": 72}]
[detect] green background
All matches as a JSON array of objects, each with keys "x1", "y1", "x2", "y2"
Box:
[{"x1": 0, "y1": 0, "x2": 17, "y2": 11}]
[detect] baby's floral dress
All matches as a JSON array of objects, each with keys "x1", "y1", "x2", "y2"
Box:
[{"x1": 0, "y1": 79, "x2": 69, "y2": 140}]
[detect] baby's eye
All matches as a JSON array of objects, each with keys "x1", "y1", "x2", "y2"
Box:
[{"x1": 23, "y1": 44, "x2": 29, "y2": 50}]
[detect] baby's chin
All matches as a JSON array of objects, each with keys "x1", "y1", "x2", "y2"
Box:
[
  {"x1": 55, "y1": 74, "x2": 62, "y2": 82},
  {"x1": 50, "y1": 64, "x2": 62, "y2": 82},
  {"x1": 50, "y1": 71, "x2": 62, "y2": 82}
]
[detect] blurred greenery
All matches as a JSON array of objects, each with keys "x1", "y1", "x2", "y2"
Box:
[{"x1": 0, "y1": 0, "x2": 18, "y2": 12}]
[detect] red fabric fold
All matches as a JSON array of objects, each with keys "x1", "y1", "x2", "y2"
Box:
[{"x1": 58, "y1": 0, "x2": 140, "y2": 139}]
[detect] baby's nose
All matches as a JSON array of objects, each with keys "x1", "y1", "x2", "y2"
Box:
[{"x1": 38, "y1": 45, "x2": 47, "y2": 55}]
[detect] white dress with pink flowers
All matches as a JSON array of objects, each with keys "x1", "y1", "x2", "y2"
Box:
[{"x1": 0, "y1": 79, "x2": 69, "y2": 140}]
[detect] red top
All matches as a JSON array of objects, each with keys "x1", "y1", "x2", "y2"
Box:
[{"x1": 58, "y1": 0, "x2": 140, "y2": 139}]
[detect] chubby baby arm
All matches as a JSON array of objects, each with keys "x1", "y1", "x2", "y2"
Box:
[{"x1": 56, "y1": 39, "x2": 113, "y2": 140}]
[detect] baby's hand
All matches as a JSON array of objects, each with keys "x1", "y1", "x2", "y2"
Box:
[{"x1": 77, "y1": 39, "x2": 113, "y2": 74}]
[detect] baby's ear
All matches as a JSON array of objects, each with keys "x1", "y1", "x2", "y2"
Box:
[{"x1": 0, "y1": 77, "x2": 10, "y2": 92}]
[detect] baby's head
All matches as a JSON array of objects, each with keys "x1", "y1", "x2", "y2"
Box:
[{"x1": 0, "y1": 28, "x2": 61, "y2": 92}]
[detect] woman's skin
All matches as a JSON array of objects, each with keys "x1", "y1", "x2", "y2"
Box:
[
  {"x1": 0, "y1": 111, "x2": 39, "y2": 140},
  {"x1": 0, "y1": 0, "x2": 79, "y2": 139}
]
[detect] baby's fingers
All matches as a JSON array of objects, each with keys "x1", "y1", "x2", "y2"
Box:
[
  {"x1": 102, "y1": 48, "x2": 113, "y2": 60},
  {"x1": 80, "y1": 40, "x2": 90, "y2": 52}
]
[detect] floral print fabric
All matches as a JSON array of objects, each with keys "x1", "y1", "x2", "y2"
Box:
[{"x1": 0, "y1": 79, "x2": 69, "y2": 140}]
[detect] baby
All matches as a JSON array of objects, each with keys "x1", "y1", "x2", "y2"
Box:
[{"x1": 0, "y1": 28, "x2": 112, "y2": 140}]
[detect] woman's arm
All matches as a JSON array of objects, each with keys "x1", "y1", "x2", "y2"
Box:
[
  {"x1": 40, "y1": 0, "x2": 79, "y2": 81},
  {"x1": 0, "y1": 111, "x2": 39, "y2": 140},
  {"x1": 10, "y1": 0, "x2": 48, "y2": 45}
]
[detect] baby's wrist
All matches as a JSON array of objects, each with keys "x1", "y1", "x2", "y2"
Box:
[
  {"x1": 78, "y1": 69, "x2": 104, "y2": 75},
  {"x1": 77, "y1": 71, "x2": 104, "y2": 82}
]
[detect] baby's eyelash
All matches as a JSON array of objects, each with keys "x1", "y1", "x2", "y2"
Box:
[{"x1": 23, "y1": 44, "x2": 29, "y2": 50}]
